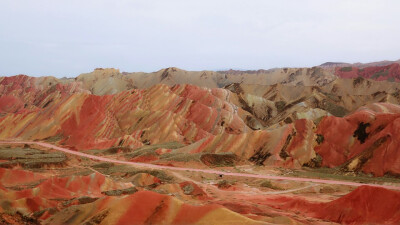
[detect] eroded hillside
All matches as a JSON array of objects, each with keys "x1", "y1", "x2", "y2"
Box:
[{"x1": 1, "y1": 65, "x2": 400, "y2": 224}]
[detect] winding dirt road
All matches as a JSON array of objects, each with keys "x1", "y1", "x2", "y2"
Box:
[{"x1": 1, "y1": 140, "x2": 400, "y2": 191}]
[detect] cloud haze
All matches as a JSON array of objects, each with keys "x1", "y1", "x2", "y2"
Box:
[{"x1": 0, "y1": 0, "x2": 399, "y2": 77}]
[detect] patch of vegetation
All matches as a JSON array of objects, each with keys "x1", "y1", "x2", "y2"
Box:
[
  {"x1": 0, "y1": 147, "x2": 67, "y2": 168},
  {"x1": 392, "y1": 91, "x2": 400, "y2": 98},
  {"x1": 62, "y1": 197, "x2": 99, "y2": 207},
  {"x1": 101, "y1": 187, "x2": 138, "y2": 196},
  {"x1": 249, "y1": 148, "x2": 271, "y2": 166},
  {"x1": 316, "y1": 134, "x2": 324, "y2": 144},
  {"x1": 313, "y1": 116, "x2": 325, "y2": 126},
  {"x1": 388, "y1": 77, "x2": 395, "y2": 82},
  {"x1": 124, "y1": 142, "x2": 185, "y2": 159},
  {"x1": 274, "y1": 101, "x2": 286, "y2": 112},
  {"x1": 260, "y1": 180, "x2": 282, "y2": 190},
  {"x1": 126, "y1": 151, "x2": 157, "y2": 160},
  {"x1": 293, "y1": 167, "x2": 400, "y2": 184},
  {"x1": 200, "y1": 153, "x2": 239, "y2": 167},
  {"x1": 42, "y1": 134, "x2": 64, "y2": 143},
  {"x1": 323, "y1": 92, "x2": 341, "y2": 102},
  {"x1": 0, "y1": 211, "x2": 40, "y2": 225},
  {"x1": 353, "y1": 122, "x2": 370, "y2": 144},
  {"x1": 85, "y1": 209, "x2": 109, "y2": 225},
  {"x1": 86, "y1": 146, "x2": 134, "y2": 155},
  {"x1": 324, "y1": 101, "x2": 348, "y2": 117},
  {"x1": 6, "y1": 180, "x2": 45, "y2": 191},
  {"x1": 159, "y1": 152, "x2": 201, "y2": 163},
  {"x1": 371, "y1": 70, "x2": 389, "y2": 79},
  {"x1": 1, "y1": 201, "x2": 12, "y2": 213},
  {"x1": 32, "y1": 207, "x2": 58, "y2": 219},
  {"x1": 283, "y1": 117, "x2": 293, "y2": 124},
  {"x1": 87, "y1": 142, "x2": 185, "y2": 157},
  {"x1": 94, "y1": 165, "x2": 174, "y2": 183},
  {"x1": 182, "y1": 183, "x2": 195, "y2": 195},
  {"x1": 340, "y1": 67, "x2": 353, "y2": 72},
  {"x1": 127, "y1": 170, "x2": 173, "y2": 183},
  {"x1": 303, "y1": 153, "x2": 323, "y2": 168},
  {"x1": 92, "y1": 162, "x2": 114, "y2": 169},
  {"x1": 217, "y1": 180, "x2": 235, "y2": 189}
]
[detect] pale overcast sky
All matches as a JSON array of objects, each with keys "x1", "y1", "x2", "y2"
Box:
[{"x1": 0, "y1": 0, "x2": 399, "y2": 77}]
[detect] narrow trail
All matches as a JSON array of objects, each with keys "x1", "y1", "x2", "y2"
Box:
[{"x1": 1, "y1": 140, "x2": 400, "y2": 191}]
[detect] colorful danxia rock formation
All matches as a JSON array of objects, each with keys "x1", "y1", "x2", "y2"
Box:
[{"x1": 0, "y1": 62, "x2": 400, "y2": 224}]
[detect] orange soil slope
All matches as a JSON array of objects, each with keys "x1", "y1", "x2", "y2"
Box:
[
  {"x1": 316, "y1": 103, "x2": 400, "y2": 176},
  {"x1": 0, "y1": 75, "x2": 87, "y2": 114},
  {"x1": 268, "y1": 186, "x2": 400, "y2": 225},
  {"x1": 0, "y1": 78, "x2": 318, "y2": 169},
  {"x1": 2, "y1": 75, "x2": 400, "y2": 175},
  {"x1": 0, "y1": 82, "x2": 247, "y2": 149},
  {"x1": 45, "y1": 190, "x2": 264, "y2": 225},
  {"x1": 0, "y1": 168, "x2": 264, "y2": 225},
  {"x1": 0, "y1": 168, "x2": 132, "y2": 217}
]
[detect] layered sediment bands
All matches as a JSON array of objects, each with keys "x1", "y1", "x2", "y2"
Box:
[
  {"x1": 267, "y1": 186, "x2": 400, "y2": 225},
  {"x1": 227, "y1": 80, "x2": 400, "y2": 128},
  {"x1": 315, "y1": 103, "x2": 400, "y2": 176},
  {"x1": 78, "y1": 66, "x2": 336, "y2": 92},
  {"x1": 219, "y1": 67, "x2": 337, "y2": 86},
  {"x1": 0, "y1": 77, "x2": 318, "y2": 168},
  {"x1": 2, "y1": 73, "x2": 400, "y2": 175},
  {"x1": 175, "y1": 118, "x2": 316, "y2": 168},
  {"x1": 0, "y1": 83, "x2": 247, "y2": 150},
  {"x1": 335, "y1": 63, "x2": 400, "y2": 82},
  {"x1": 0, "y1": 75, "x2": 87, "y2": 112},
  {"x1": 0, "y1": 168, "x2": 133, "y2": 218},
  {"x1": 0, "y1": 168, "x2": 46, "y2": 187},
  {"x1": 2, "y1": 67, "x2": 400, "y2": 225},
  {"x1": 44, "y1": 191, "x2": 263, "y2": 225}
]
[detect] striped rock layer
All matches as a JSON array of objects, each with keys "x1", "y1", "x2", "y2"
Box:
[{"x1": 1, "y1": 74, "x2": 400, "y2": 175}]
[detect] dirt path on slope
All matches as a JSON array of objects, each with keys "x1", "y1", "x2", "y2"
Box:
[{"x1": 1, "y1": 140, "x2": 399, "y2": 191}]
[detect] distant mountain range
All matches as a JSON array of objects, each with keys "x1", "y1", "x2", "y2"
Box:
[{"x1": 319, "y1": 59, "x2": 400, "y2": 68}]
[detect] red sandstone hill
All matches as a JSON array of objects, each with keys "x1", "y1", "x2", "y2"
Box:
[
  {"x1": 320, "y1": 59, "x2": 400, "y2": 69},
  {"x1": 1, "y1": 74, "x2": 400, "y2": 176},
  {"x1": 0, "y1": 168, "x2": 261, "y2": 224},
  {"x1": 334, "y1": 63, "x2": 400, "y2": 82},
  {"x1": 268, "y1": 185, "x2": 400, "y2": 225},
  {"x1": 316, "y1": 103, "x2": 400, "y2": 176}
]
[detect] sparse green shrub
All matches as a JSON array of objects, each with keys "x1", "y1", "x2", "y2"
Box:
[
  {"x1": 371, "y1": 70, "x2": 389, "y2": 79},
  {"x1": 217, "y1": 180, "x2": 235, "y2": 189},
  {"x1": 275, "y1": 101, "x2": 286, "y2": 112},
  {"x1": 316, "y1": 134, "x2": 324, "y2": 144},
  {"x1": 340, "y1": 67, "x2": 353, "y2": 72},
  {"x1": 260, "y1": 180, "x2": 282, "y2": 190}
]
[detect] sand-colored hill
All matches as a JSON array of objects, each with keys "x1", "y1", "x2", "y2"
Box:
[
  {"x1": 225, "y1": 77, "x2": 400, "y2": 128},
  {"x1": 12, "y1": 66, "x2": 336, "y2": 95}
]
